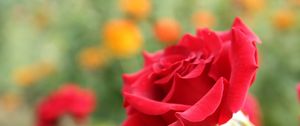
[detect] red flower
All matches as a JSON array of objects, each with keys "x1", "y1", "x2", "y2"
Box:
[
  {"x1": 297, "y1": 84, "x2": 300, "y2": 102},
  {"x1": 37, "y1": 84, "x2": 96, "y2": 126},
  {"x1": 122, "y1": 17, "x2": 260, "y2": 126},
  {"x1": 242, "y1": 94, "x2": 261, "y2": 126}
]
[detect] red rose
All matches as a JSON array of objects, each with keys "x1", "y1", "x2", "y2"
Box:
[
  {"x1": 122, "y1": 17, "x2": 260, "y2": 126},
  {"x1": 37, "y1": 84, "x2": 96, "y2": 126}
]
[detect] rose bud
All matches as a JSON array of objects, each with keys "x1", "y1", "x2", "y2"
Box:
[
  {"x1": 36, "y1": 84, "x2": 96, "y2": 126},
  {"x1": 122, "y1": 17, "x2": 260, "y2": 126}
]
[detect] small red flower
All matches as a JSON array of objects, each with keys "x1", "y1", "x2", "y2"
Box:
[
  {"x1": 297, "y1": 84, "x2": 300, "y2": 102},
  {"x1": 36, "y1": 84, "x2": 96, "y2": 126}
]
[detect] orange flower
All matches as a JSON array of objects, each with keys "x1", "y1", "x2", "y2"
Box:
[
  {"x1": 154, "y1": 18, "x2": 181, "y2": 44},
  {"x1": 12, "y1": 62, "x2": 55, "y2": 86},
  {"x1": 103, "y1": 20, "x2": 143, "y2": 57},
  {"x1": 120, "y1": 0, "x2": 151, "y2": 19},
  {"x1": 34, "y1": 6, "x2": 51, "y2": 29},
  {"x1": 0, "y1": 92, "x2": 21, "y2": 112},
  {"x1": 273, "y1": 9, "x2": 295, "y2": 30},
  {"x1": 192, "y1": 11, "x2": 216, "y2": 28},
  {"x1": 292, "y1": 0, "x2": 300, "y2": 6},
  {"x1": 35, "y1": 62, "x2": 56, "y2": 77},
  {"x1": 235, "y1": 0, "x2": 265, "y2": 14},
  {"x1": 13, "y1": 67, "x2": 39, "y2": 86},
  {"x1": 79, "y1": 47, "x2": 106, "y2": 70}
]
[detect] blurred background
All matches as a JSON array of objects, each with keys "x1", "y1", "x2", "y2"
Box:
[{"x1": 0, "y1": 0, "x2": 299, "y2": 125}]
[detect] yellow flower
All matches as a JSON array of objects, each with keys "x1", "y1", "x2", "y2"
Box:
[
  {"x1": 13, "y1": 67, "x2": 39, "y2": 86},
  {"x1": 120, "y1": 0, "x2": 151, "y2": 19},
  {"x1": 273, "y1": 9, "x2": 295, "y2": 30},
  {"x1": 0, "y1": 92, "x2": 21, "y2": 112},
  {"x1": 103, "y1": 20, "x2": 143, "y2": 58},
  {"x1": 79, "y1": 47, "x2": 106, "y2": 70},
  {"x1": 192, "y1": 11, "x2": 216, "y2": 28},
  {"x1": 154, "y1": 18, "x2": 181, "y2": 44}
]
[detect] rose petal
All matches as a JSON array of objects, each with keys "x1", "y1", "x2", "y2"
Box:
[
  {"x1": 161, "y1": 111, "x2": 183, "y2": 125},
  {"x1": 179, "y1": 34, "x2": 203, "y2": 51},
  {"x1": 217, "y1": 31, "x2": 231, "y2": 43},
  {"x1": 217, "y1": 17, "x2": 261, "y2": 44},
  {"x1": 232, "y1": 17, "x2": 261, "y2": 43},
  {"x1": 123, "y1": 67, "x2": 167, "y2": 101},
  {"x1": 143, "y1": 51, "x2": 163, "y2": 67},
  {"x1": 208, "y1": 42, "x2": 231, "y2": 80},
  {"x1": 217, "y1": 104, "x2": 233, "y2": 124},
  {"x1": 70, "y1": 90, "x2": 96, "y2": 119},
  {"x1": 196, "y1": 28, "x2": 222, "y2": 56},
  {"x1": 154, "y1": 62, "x2": 183, "y2": 84},
  {"x1": 124, "y1": 92, "x2": 190, "y2": 115},
  {"x1": 180, "y1": 61, "x2": 206, "y2": 79},
  {"x1": 163, "y1": 73, "x2": 214, "y2": 105},
  {"x1": 163, "y1": 46, "x2": 190, "y2": 57},
  {"x1": 123, "y1": 67, "x2": 151, "y2": 87},
  {"x1": 122, "y1": 112, "x2": 166, "y2": 126},
  {"x1": 250, "y1": 42, "x2": 259, "y2": 86},
  {"x1": 175, "y1": 78, "x2": 225, "y2": 123},
  {"x1": 195, "y1": 78, "x2": 232, "y2": 125},
  {"x1": 168, "y1": 121, "x2": 184, "y2": 126},
  {"x1": 215, "y1": 78, "x2": 233, "y2": 124},
  {"x1": 227, "y1": 28, "x2": 258, "y2": 113}
]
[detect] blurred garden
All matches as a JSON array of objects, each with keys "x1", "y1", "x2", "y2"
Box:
[{"x1": 0, "y1": 0, "x2": 300, "y2": 125}]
